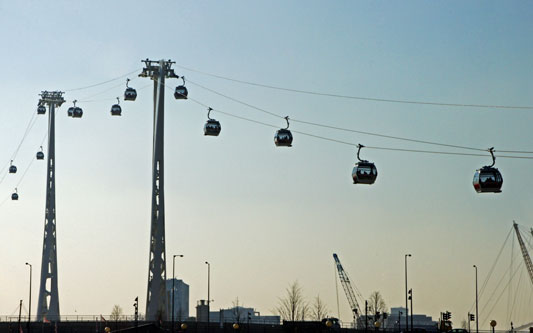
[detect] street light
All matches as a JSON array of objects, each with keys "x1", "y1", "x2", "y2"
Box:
[
  {"x1": 473, "y1": 265, "x2": 479, "y2": 333},
  {"x1": 172, "y1": 254, "x2": 184, "y2": 333},
  {"x1": 25, "y1": 262, "x2": 32, "y2": 332},
  {"x1": 205, "y1": 261, "x2": 210, "y2": 333},
  {"x1": 405, "y1": 254, "x2": 411, "y2": 333}
]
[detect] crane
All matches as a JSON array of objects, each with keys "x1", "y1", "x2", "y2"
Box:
[
  {"x1": 333, "y1": 253, "x2": 364, "y2": 327},
  {"x1": 512, "y1": 221, "x2": 533, "y2": 287}
]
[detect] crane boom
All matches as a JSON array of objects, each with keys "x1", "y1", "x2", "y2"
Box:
[
  {"x1": 333, "y1": 253, "x2": 362, "y2": 320},
  {"x1": 513, "y1": 222, "x2": 533, "y2": 287}
]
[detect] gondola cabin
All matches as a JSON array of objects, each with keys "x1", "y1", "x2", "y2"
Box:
[
  {"x1": 352, "y1": 161, "x2": 378, "y2": 184},
  {"x1": 473, "y1": 166, "x2": 502, "y2": 193},
  {"x1": 9, "y1": 165, "x2": 17, "y2": 173},
  {"x1": 204, "y1": 119, "x2": 221, "y2": 136},
  {"x1": 67, "y1": 107, "x2": 74, "y2": 117},
  {"x1": 72, "y1": 107, "x2": 83, "y2": 118},
  {"x1": 36, "y1": 151, "x2": 45, "y2": 160},
  {"x1": 124, "y1": 87, "x2": 137, "y2": 101},
  {"x1": 111, "y1": 104, "x2": 122, "y2": 116},
  {"x1": 37, "y1": 105, "x2": 46, "y2": 115},
  {"x1": 274, "y1": 129, "x2": 293, "y2": 147},
  {"x1": 11, "y1": 192, "x2": 18, "y2": 200},
  {"x1": 174, "y1": 86, "x2": 188, "y2": 99}
]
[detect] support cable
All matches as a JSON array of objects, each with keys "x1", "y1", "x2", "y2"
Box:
[
  {"x1": 176, "y1": 89, "x2": 533, "y2": 159},
  {"x1": 186, "y1": 78, "x2": 533, "y2": 155},
  {"x1": 176, "y1": 64, "x2": 533, "y2": 110},
  {"x1": 64, "y1": 68, "x2": 142, "y2": 92}
]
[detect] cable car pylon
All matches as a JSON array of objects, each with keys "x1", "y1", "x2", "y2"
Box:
[
  {"x1": 36, "y1": 91, "x2": 65, "y2": 322},
  {"x1": 138, "y1": 59, "x2": 181, "y2": 322}
]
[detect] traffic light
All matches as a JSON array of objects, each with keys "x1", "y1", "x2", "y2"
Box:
[
  {"x1": 442, "y1": 311, "x2": 452, "y2": 320},
  {"x1": 470, "y1": 314, "x2": 475, "y2": 321}
]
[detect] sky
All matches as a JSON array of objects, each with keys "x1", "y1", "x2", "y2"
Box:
[{"x1": 1, "y1": 0, "x2": 533, "y2": 329}]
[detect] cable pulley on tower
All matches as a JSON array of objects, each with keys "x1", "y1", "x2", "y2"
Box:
[
  {"x1": 110, "y1": 97, "x2": 122, "y2": 116},
  {"x1": 11, "y1": 188, "x2": 18, "y2": 200},
  {"x1": 124, "y1": 78, "x2": 137, "y2": 101},
  {"x1": 36, "y1": 146, "x2": 44, "y2": 160},
  {"x1": 274, "y1": 116, "x2": 293, "y2": 147},
  {"x1": 352, "y1": 144, "x2": 378, "y2": 185},
  {"x1": 67, "y1": 100, "x2": 83, "y2": 118},
  {"x1": 174, "y1": 76, "x2": 188, "y2": 100},
  {"x1": 473, "y1": 148, "x2": 503, "y2": 193},
  {"x1": 9, "y1": 160, "x2": 17, "y2": 174},
  {"x1": 204, "y1": 107, "x2": 221, "y2": 136}
]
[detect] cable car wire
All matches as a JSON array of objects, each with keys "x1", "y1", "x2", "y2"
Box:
[
  {"x1": 176, "y1": 64, "x2": 533, "y2": 110},
  {"x1": 178, "y1": 91, "x2": 533, "y2": 160},
  {"x1": 64, "y1": 68, "x2": 142, "y2": 92},
  {"x1": 186, "y1": 78, "x2": 533, "y2": 155}
]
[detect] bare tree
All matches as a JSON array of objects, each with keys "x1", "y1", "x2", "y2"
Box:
[
  {"x1": 368, "y1": 291, "x2": 387, "y2": 316},
  {"x1": 275, "y1": 281, "x2": 308, "y2": 321},
  {"x1": 311, "y1": 295, "x2": 329, "y2": 320},
  {"x1": 232, "y1": 297, "x2": 244, "y2": 323},
  {"x1": 110, "y1": 304, "x2": 123, "y2": 321}
]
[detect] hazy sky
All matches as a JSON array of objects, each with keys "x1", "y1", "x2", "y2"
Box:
[{"x1": 1, "y1": 1, "x2": 533, "y2": 329}]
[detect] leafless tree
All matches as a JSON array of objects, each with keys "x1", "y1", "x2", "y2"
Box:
[
  {"x1": 368, "y1": 291, "x2": 387, "y2": 316},
  {"x1": 275, "y1": 281, "x2": 308, "y2": 321},
  {"x1": 311, "y1": 295, "x2": 329, "y2": 320},
  {"x1": 110, "y1": 304, "x2": 123, "y2": 321},
  {"x1": 232, "y1": 297, "x2": 245, "y2": 323}
]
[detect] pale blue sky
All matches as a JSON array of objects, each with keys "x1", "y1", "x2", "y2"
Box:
[{"x1": 1, "y1": 0, "x2": 532, "y2": 328}]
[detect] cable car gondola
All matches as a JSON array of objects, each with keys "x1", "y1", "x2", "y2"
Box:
[
  {"x1": 69, "y1": 100, "x2": 83, "y2": 118},
  {"x1": 11, "y1": 188, "x2": 18, "y2": 201},
  {"x1": 352, "y1": 144, "x2": 378, "y2": 185},
  {"x1": 473, "y1": 147, "x2": 502, "y2": 193},
  {"x1": 37, "y1": 105, "x2": 46, "y2": 115},
  {"x1": 9, "y1": 160, "x2": 17, "y2": 174},
  {"x1": 174, "y1": 76, "x2": 188, "y2": 100},
  {"x1": 36, "y1": 146, "x2": 44, "y2": 160},
  {"x1": 111, "y1": 97, "x2": 122, "y2": 116},
  {"x1": 204, "y1": 107, "x2": 221, "y2": 136},
  {"x1": 274, "y1": 116, "x2": 293, "y2": 147},
  {"x1": 124, "y1": 78, "x2": 137, "y2": 101}
]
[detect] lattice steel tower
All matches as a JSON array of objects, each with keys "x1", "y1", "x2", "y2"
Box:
[
  {"x1": 139, "y1": 59, "x2": 180, "y2": 321},
  {"x1": 36, "y1": 91, "x2": 65, "y2": 321}
]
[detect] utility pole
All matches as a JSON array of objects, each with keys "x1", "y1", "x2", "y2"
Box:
[
  {"x1": 18, "y1": 300, "x2": 23, "y2": 333},
  {"x1": 409, "y1": 289, "x2": 413, "y2": 330},
  {"x1": 404, "y1": 254, "x2": 411, "y2": 333},
  {"x1": 473, "y1": 265, "x2": 479, "y2": 333},
  {"x1": 36, "y1": 91, "x2": 65, "y2": 322},
  {"x1": 26, "y1": 262, "x2": 32, "y2": 332},
  {"x1": 139, "y1": 59, "x2": 180, "y2": 322}
]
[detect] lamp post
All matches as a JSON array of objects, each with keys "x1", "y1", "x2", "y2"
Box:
[
  {"x1": 25, "y1": 262, "x2": 32, "y2": 332},
  {"x1": 408, "y1": 289, "x2": 413, "y2": 330},
  {"x1": 473, "y1": 265, "x2": 479, "y2": 333},
  {"x1": 172, "y1": 255, "x2": 184, "y2": 333},
  {"x1": 399, "y1": 311, "x2": 402, "y2": 333},
  {"x1": 205, "y1": 261, "x2": 210, "y2": 333},
  {"x1": 405, "y1": 254, "x2": 411, "y2": 333}
]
